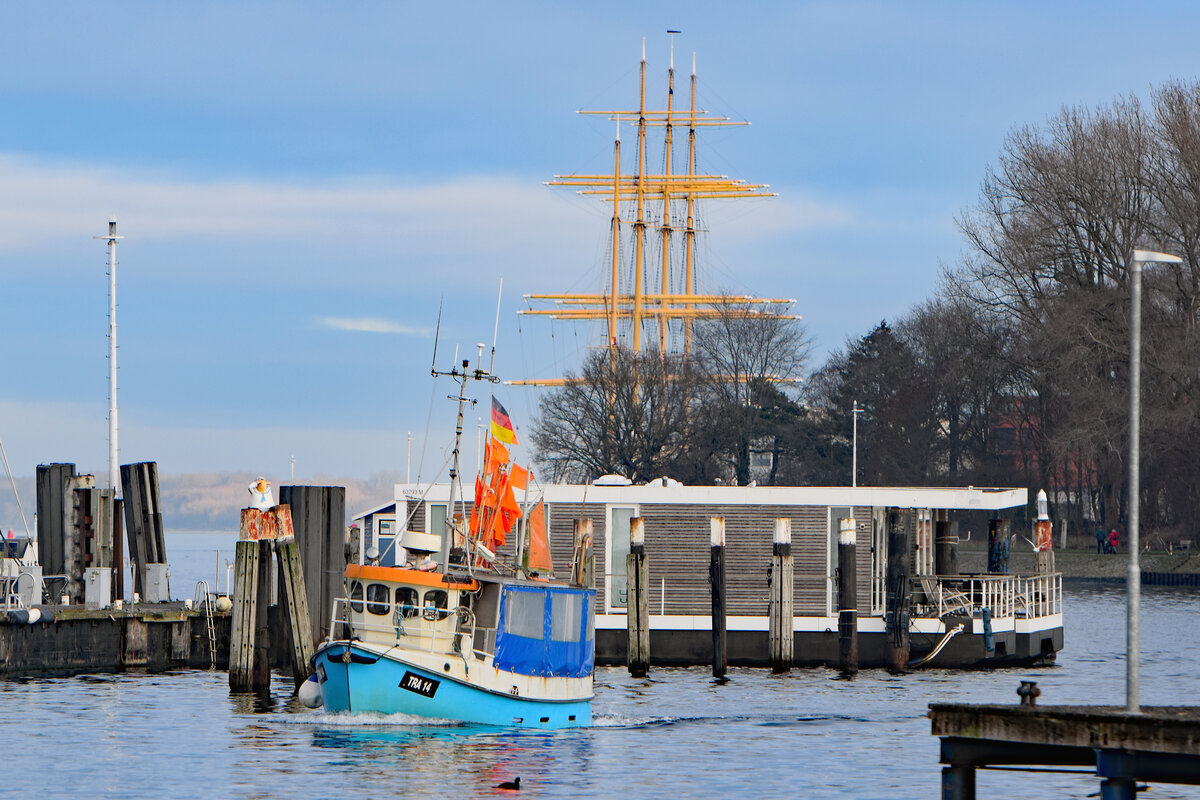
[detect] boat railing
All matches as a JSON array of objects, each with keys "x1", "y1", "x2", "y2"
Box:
[
  {"x1": 914, "y1": 572, "x2": 1062, "y2": 621},
  {"x1": 327, "y1": 596, "x2": 478, "y2": 656}
]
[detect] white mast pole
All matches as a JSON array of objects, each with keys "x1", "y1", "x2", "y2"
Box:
[{"x1": 95, "y1": 219, "x2": 124, "y2": 495}]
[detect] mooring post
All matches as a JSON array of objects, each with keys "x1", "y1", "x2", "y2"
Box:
[
  {"x1": 837, "y1": 516, "x2": 859, "y2": 676},
  {"x1": 573, "y1": 518, "x2": 594, "y2": 588},
  {"x1": 885, "y1": 508, "x2": 912, "y2": 673},
  {"x1": 934, "y1": 510, "x2": 958, "y2": 576},
  {"x1": 251, "y1": 539, "x2": 273, "y2": 694},
  {"x1": 987, "y1": 518, "x2": 1010, "y2": 573},
  {"x1": 627, "y1": 516, "x2": 650, "y2": 677},
  {"x1": 275, "y1": 506, "x2": 316, "y2": 691},
  {"x1": 228, "y1": 539, "x2": 260, "y2": 692},
  {"x1": 710, "y1": 516, "x2": 727, "y2": 680},
  {"x1": 768, "y1": 518, "x2": 793, "y2": 673},
  {"x1": 941, "y1": 764, "x2": 976, "y2": 800}
]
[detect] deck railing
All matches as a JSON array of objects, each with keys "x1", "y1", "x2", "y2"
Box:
[{"x1": 915, "y1": 572, "x2": 1062, "y2": 620}]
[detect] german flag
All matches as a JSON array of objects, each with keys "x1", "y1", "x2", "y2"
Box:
[{"x1": 490, "y1": 397, "x2": 518, "y2": 445}]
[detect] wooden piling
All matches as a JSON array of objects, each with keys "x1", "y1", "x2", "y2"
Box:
[
  {"x1": 934, "y1": 510, "x2": 959, "y2": 576},
  {"x1": 277, "y1": 523, "x2": 316, "y2": 689},
  {"x1": 120, "y1": 462, "x2": 169, "y2": 600},
  {"x1": 280, "y1": 485, "x2": 346, "y2": 644},
  {"x1": 228, "y1": 539, "x2": 260, "y2": 692},
  {"x1": 885, "y1": 508, "x2": 911, "y2": 673},
  {"x1": 768, "y1": 518, "x2": 793, "y2": 673},
  {"x1": 837, "y1": 516, "x2": 859, "y2": 676},
  {"x1": 710, "y1": 517, "x2": 727, "y2": 681},
  {"x1": 572, "y1": 519, "x2": 594, "y2": 588},
  {"x1": 35, "y1": 462, "x2": 74, "y2": 593},
  {"x1": 987, "y1": 518, "x2": 1010, "y2": 573},
  {"x1": 252, "y1": 539, "x2": 272, "y2": 694},
  {"x1": 626, "y1": 517, "x2": 649, "y2": 677}
]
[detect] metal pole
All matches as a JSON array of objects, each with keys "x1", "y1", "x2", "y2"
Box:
[
  {"x1": 407, "y1": 431, "x2": 413, "y2": 484},
  {"x1": 852, "y1": 401, "x2": 863, "y2": 488},
  {"x1": 95, "y1": 219, "x2": 123, "y2": 496},
  {"x1": 1127, "y1": 258, "x2": 1142, "y2": 713}
]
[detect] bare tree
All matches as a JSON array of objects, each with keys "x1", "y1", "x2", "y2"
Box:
[
  {"x1": 531, "y1": 348, "x2": 696, "y2": 483},
  {"x1": 690, "y1": 301, "x2": 812, "y2": 484}
]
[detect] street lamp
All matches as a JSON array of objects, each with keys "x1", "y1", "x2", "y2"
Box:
[
  {"x1": 1127, "y1": 248, "x2": 1182, "y2": 713},
  {"x1": 851, "y1": 401, "x2": 864, "y2": 488}
]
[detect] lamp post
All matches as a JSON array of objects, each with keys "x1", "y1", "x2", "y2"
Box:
[
  {"x1": 851, "y1": 401, "x2": 864, "y2": 488},
  {"x1": 1127, "y1": 249, "x2": 1182, "y2": 713}
]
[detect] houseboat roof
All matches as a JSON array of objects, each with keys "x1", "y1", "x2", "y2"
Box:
[{"x1": 395, "y1": 482, "x2": 1027, "y2": 511}]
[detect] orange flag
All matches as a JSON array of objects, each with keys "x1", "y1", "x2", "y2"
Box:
[
  {"x1": 526, "y1": 499, "x2": 552, "y2": 575},
  {"x1": 509, "y1": 463, "x2": 529, "y2": 491}
]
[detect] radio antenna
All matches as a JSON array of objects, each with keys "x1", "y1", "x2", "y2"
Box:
[
  {"x1": 489, "y1": 278, "x2": 503, "y2": 375},
  {"x1": 430, "y1": 296, "x2": 444, "y2": 376}
]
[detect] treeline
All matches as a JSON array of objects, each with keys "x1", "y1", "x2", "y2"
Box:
[{"x1": 532, "y1": 80, "x2": 1200, "y2": 543}]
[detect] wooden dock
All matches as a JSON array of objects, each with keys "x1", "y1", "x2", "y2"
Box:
[{"x1": 930, "y1": 700, "x2": 1200, "y2": 799}]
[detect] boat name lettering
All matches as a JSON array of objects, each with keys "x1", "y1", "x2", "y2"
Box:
[{"x1": 399, "y1": 671, "x2": 440, "y2": 698}]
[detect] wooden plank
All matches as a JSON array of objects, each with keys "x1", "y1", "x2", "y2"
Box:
[
  {"x1": 228, "y1": 539, "x2": 260, "y2": 691},
  {"x1": 278, "y1": 539, "x2": 317, "y2": 690},
  {"x1": 252, "y1": 540, "x2": 272, "y2": 692}
]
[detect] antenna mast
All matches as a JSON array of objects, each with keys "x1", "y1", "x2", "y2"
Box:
[{"x1": 95, "y1": 218, "x2": 124, "y2": 495}]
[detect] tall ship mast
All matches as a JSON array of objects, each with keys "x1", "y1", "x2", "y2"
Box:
[{"x1": 520, "y1": 35, "x2": 794, "y2": 372}]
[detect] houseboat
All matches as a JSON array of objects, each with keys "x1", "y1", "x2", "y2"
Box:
[{"x1": 356, "y1": 481, "x2": 1062, "y2": 669}]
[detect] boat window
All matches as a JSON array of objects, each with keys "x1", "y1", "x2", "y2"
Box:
[
  {"x1": 366, "y1": 583, "x2": 390, "y2": 615},
  {"x1": 423, "y1": 589, "x2": 450, "y2": 620},
  {"x1": 503, "y1": 588, "x2": 545, "y2": 639},
  {"x1": 395, "y1": 587, "x2": 419, "y2": 618},
  {"x1": 551, "y1": 591, "x2": 582, "y2": 642},
  {"x1": 348, "y1": 580, "x2": 364, "y2": 613}
]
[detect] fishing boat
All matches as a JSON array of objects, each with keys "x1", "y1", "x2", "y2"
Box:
[{"x1": 309, "y1": 351, "x2": 595, "y2": 728}]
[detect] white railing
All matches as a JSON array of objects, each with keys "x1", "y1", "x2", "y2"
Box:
[{"x1": 917, "y1": 572, "x2": 1062, "y2": 620}]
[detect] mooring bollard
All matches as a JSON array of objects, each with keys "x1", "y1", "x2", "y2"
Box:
[
  {"x1": 837, "y1": 517, "x2": 858, "y2": 676},
  {"x1": 627, "y1": 517, "x2": 650, "y2": 677},
  {"x1": 885, "y1": 508, "x2": 912, "y2": 673},
  {"x1": 768, "y1": 518, "x2": 793, "y2": 673},
  {"x1": 710, "y1": 517, "x2": 727, "y2": 681}
]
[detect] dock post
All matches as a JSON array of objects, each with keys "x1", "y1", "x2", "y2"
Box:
[
  {"x1": 987, "y1": 518, "x2": 1010, "y2": 573},
  {"x1": 710, "y1": 517, "x2": 727, "y2": 681},
  {"x1": 768, "y1": 518, "x2": 793, "y2": 673},
  {"x1": 934, "y1": 510, "x2": 958, "y2": 576},
  {"x1": 626, "y1": 517, "x2": 649, "y2": 677},
  {"x1": 251, "y1": 539, "x2": 273, "y2": 694},
  {"x1": 941, "y1": 765, "x2": 976, "y2": 800},
  {"x1": 280, "y1": 485, "x2": 346, "y2": 644},
  {"x1": 229, "y1": 539, "x2": 261, "y2": 692},
  {"x1": 572, "y1": 519, "x2": 594, "y2": 587},
  {"x1": 276, "y1": 506, "x2": 316, "y2": 690},
  {"x1": 837, "y1": 516, "x2": 859, "y2": 676},
  {"x1": 885, "y1": 509, "x2": 911, "y2": 673}
]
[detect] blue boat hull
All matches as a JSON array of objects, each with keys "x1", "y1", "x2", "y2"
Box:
[{"x1": 313, "y1": 643, "x2": 592, "y2": 729}]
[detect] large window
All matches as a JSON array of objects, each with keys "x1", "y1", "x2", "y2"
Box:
[
  {"x1": 366, "y1": 583, "x2": 390, "y2": 615},
  {"x1": 551, "y1": 591, "x2": 583, "y2": 642}
]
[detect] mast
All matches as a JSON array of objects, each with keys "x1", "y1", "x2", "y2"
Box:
[
  {"x1": 684, "y1": 54, "x2": 698, "y2": 355},
  {"x1": 432, "y1": 346, "x2": 498, "y2": 574},
  {"x1": 610, "y1": 117, "x2": 621, "y2": 350},
  {"x1": 632, "y1": 39, "x2": 648, "y2": 352},
  {"x1": 95, "y1": 218, "x2": 123, "y2": 495},
  {"x1": 658, "y1": 34, "x2": 677, "y2": 352}
]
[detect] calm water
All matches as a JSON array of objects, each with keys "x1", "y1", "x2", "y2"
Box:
[{"x1": 4, "y1": 533, "x2": 1199, "y2": 799}]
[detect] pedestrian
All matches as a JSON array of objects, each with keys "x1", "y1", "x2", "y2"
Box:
[
  {"x1": 1095, "y1": 527, "x2": 1105, "y2": 554},
  {"x1": 1109, "y1": 529, "x2": 1119, "y2": 554}
]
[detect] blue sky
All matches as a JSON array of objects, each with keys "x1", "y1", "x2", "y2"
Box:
[{"x1": 5, "y1": 1, "x2": 1200, "y2": 485}]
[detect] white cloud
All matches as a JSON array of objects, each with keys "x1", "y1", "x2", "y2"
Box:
[{"x1": 318, "y1": 316, "x2": 431, "y2": 336}]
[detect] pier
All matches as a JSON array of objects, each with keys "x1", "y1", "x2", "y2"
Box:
[{"x1": 930, "y1": 699, "x2": 1200, "y2": 799}]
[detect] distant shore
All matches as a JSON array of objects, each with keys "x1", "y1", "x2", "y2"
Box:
[{"x1": 959, "y1": 543, "x2": 1200, "y2": 581}]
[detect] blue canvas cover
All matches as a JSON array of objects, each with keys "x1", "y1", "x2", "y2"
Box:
[{"x1": 494, "y1": 585, "x2": 595, "y2": 678}]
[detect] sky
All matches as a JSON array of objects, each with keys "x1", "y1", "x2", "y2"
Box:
[{"x1": 5, "y1": 1, "x2": 1200, "y2": 490}]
